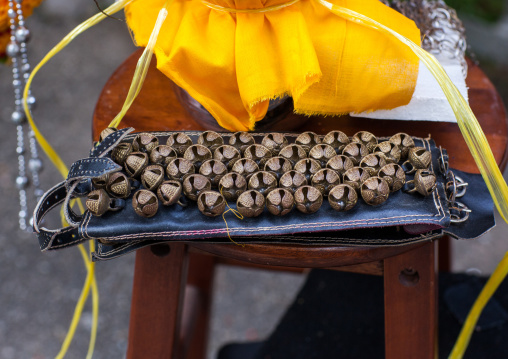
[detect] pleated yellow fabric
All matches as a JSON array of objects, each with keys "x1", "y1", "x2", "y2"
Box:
[{"x1": 125, "y1": 0, "x2": 420, "y2": 131}]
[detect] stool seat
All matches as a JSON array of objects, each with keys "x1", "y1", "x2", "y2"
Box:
[{"x1": 93, "y1": 49, "x2": 508, "y2": 359}]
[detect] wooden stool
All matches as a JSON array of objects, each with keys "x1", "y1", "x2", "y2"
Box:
[{"x1": 93, "y1": 51, "x2": 508, "y2": 359}]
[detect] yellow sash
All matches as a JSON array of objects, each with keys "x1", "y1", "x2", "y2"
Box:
[{"x1": 125, "y1": 0, "x2": 421, "y2": 131}]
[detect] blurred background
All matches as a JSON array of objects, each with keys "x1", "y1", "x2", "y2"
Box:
[{"x1": 0, "y1": 0, "x2": 507, "y2": 358}]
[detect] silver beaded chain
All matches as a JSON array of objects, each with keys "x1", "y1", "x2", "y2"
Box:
[{"x1": 7, "y1": 0, "x2": 44, "y2": 231}]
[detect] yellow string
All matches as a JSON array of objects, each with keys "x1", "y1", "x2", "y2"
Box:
[
  {"x1": 449, "y1": 252, "x2": 508, "y2": 358},
  {"x1": 201, "y1": 0, "x2": 300, "y2": 13},
  {"x1": 22, "y1": 1, "x2": 134, "y2": 357},
  {"x1": 314, "y1": 0, "x2": 508, "y2": 224},
  {"x1": 108, "y1": 1, "x2": 170, "y2": 129},
  {"x1": 22, "y1": 0, "x2": 134, "y2": 178},
  {"x1": 311, "y1": 2, "x2": 508, "y2": 357},
  {"x1": 219, "y1": 186, "x2": 245, "y2": 246}
]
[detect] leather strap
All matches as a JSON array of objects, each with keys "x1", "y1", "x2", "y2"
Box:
[
  {"x1": 89, "y1": 127, "x2": 134, "y2": 158},
  {"x1": 33, "y1": 181, "x2": 85, "y2": 251},
  {"x1": 32, "y1": 129, "x2": 135, "y2": 250}
]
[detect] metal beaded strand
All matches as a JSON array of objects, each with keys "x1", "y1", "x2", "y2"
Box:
[{"x1": 8, "y1": 0, "x2": 42, "y2": 231}]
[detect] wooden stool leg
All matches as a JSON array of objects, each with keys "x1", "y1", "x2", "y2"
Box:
[
  {"x1": 127, "y1": 243, "x2": 189, "y2": 359},
  {"x1": 183, "y1": 252, "x2": 216, "y2": 359},
  {"x1": 384, "y1": 241, "x2": 438, "y2": 359}
]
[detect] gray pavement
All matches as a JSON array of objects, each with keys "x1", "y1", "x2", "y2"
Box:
[{"x1": 0, "y1": 1, "x2": 507, "y2": 358}]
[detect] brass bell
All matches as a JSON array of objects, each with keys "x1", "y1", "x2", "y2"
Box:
[
  {"x1": 183, "y1": 174, "x2": 212, "y2": 201},
  {"x1": 326, "y1": 155, "x2": 354, "y2": 177},
  {"x1": 111, "y1": 142, "x2": 133, "y2": 165},
  {"x1": 166, "y1": 132, "x2": 193, "y2": 156},
  {"x1": 311, "y1": 168, "x2": 341, "y2": 196},
  {"x1": 197, "y1": 130, "x2": 224, "y2": 152},
  {"x1": 243, "y1": 144, "x2": 273, "y2": 167},
  {"x1": 132, "y1": 189, "x2": 159, "y2": 218},
  {"x1": 294, "y1": 158, "x2": 322, "y2": 182},
  {"x1": 86, "y1": 189, "x2": 114, "y2": 216},
  {"x1": 219, "y1": 172, "x2": 247, "y2": 201},
  {"x1": 199, "y1": 159, "x2": 228, "y2": 187},
  {"x1": 149, "y1": 145, "x2": 178, "y2": 166},
  {"x1": 247, "y1": 171, "x2": 277, "y2": 196},
  {"x1": 157, "y1": 180, "x2": 183, "y2": 206},
  {"x1": 359, "y1": 153, "x2": 387, "y2": 176},
  {"x1": 322, "y1": 130, "x2": 350, "y2": 154},
  {"x1": 214, "y1": 145, "x2": 241, "y2": 170},
  {"x1": 328, "y1": 184, "x2": 358, "y2": 211},
  {"x1": 343, "y1": 166, "x2": 371, "y2": 192},
  {"x1": 236, "y1": 190, "x2": 265, "y2": 218},
  {"x1": 132, "y1": 132, "x2": 159, "y2": 153},
  {"x1": 106, "y1": 172, "x2": 132, "y2": 199},
  {"x1": 124, "y1": 152, "x2": 149, "y2": 178},
  {"x1": 389, "y1": 133, "x2": 415, "y2": 160},
  {"x1": 166, "y1": 158, "x2": 196, "y2": 182},
  {"x1": 141, "y1": 164, "x2": 165, "y2": 191},
  {"x1": 279, "y1": 144, "x2": 307, "y2": 166},
  {"x1": 231, "y1": 158, "x2": 259, "y2": 183},
  {"x1": 351, "y1": 131, "x2": 377, "y2": 153},
  {"x1": 373, "y1": 141, "x2": 401, "y2": 164},
  {"x1": 378, "y1": 163, "x2": 406, "y2": 192},
  {"x1": 342, "y1": 142, "x2": 369, "y2": 166},
  {"x1": 309, "y1": 144, "x2": 337, "y2": 168},
  {"x1": 228, "y1": 131, "x2": 255, "y2": 154},
  {"x1": 294, "y1": 185, "x2": 323, "y2": 214},
  {"x1": 92, "y1": 174, "x2": 109, "y2": 189},
  {"x1": 263, "y1": 156, "x2": 293, "y2": 180},
  {"x1": 406, "y1": 169, "x2": 437, "y2": 196},
  {"x1": 197, "y1": 191, "x2": 226, "y2": 217},
  {"x1": 266, "y1": 188, "x2": 294, "y2": 216},
  {"x1": 295, "y1": 131, "x2": 321, "y2": 153},
  {"x1": 279, "y1": 170, "x2": 308, "y2": 194},
  {"x1": 183, "y1": 144, "x2": 213, "y2": 169},
  {"x1": 99, "y1": 127, "x2": 117, "y2": 142},
  {"x1": 360, "y1": 176, "x2": 390, "y2": 206},
  {"x1": 261, "y1": 133, "x2": 288, "y2": 156},
  {"x1": 403, "y1": 146, "x2": 432, "y2": 173}
]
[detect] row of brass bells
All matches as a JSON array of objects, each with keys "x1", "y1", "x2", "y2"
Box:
[
  {"x1": 130, "y1": 180, "x2": 184, "y2": 218},
  {"x1": 403, "y1": 146, "x2": 432, "y2": 173},
  {"x1": 86, "y1": 189, "x2": 123, "y2": 216},
  {"x1": 100, "y1": 129, "x2": 425, "y2": 218},
  {"x1": 91, "y1": 172, "x2": 136, "y2": 199},
  {"x1": 406, "y1": 169, "x2": 437, "y2": 196}
]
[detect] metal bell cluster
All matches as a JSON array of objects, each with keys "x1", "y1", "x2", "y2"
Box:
[{"x1": 87, "y1": 128, "x2": 437, "y2": 218}]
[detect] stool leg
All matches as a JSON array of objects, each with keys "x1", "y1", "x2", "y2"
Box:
[
  {"x1": 184, "y1": 252, "x2": 216, "y2": 359},
  {"x1": 384, "y1": 241, "x2": 438, "y2": 359},
  {"x1": 127, "y1": 243, "x2": 189, "y2": 359}
]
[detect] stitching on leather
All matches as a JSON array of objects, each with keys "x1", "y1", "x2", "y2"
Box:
[
  {"x1": 81, "y1": 211, "x2": 93, "y2": 240},
  {"x1": 96, "y1": 241, "x2": 142, "y2": 257},
  {"x1": 423, "y1": 138, "x2": 446, "y2": 219},
  {"x1": 82, "y1": 212, "x2": 443, "y2": 240},
  {"x1": 49, "y1": 235, "x2": 87, "y2": 249},
  {"x1": 91, "y1": 128, "x2": 132, "y2": 157},
  {"x1": 80, "y1": 135, "x2": 449, "y2": 244},
  {"x1": 95, "y1": 217, "x2": 446, "y2": 241},
  {"x1": 68, "y1": 158, "x2": 119, "y2": 178}
]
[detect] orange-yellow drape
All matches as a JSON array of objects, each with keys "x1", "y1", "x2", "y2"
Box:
[{"x1": 125, "y1": 0, "x2": 420, "y2": 131}]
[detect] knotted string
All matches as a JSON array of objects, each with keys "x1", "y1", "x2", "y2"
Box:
[{"x1": 220, "y1": 186, "x2": 245, "y2": 247}]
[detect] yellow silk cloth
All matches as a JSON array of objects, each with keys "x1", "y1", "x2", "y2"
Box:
[{"x1": 125, "y1": 0, "x2": 421, "y2": 131}]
